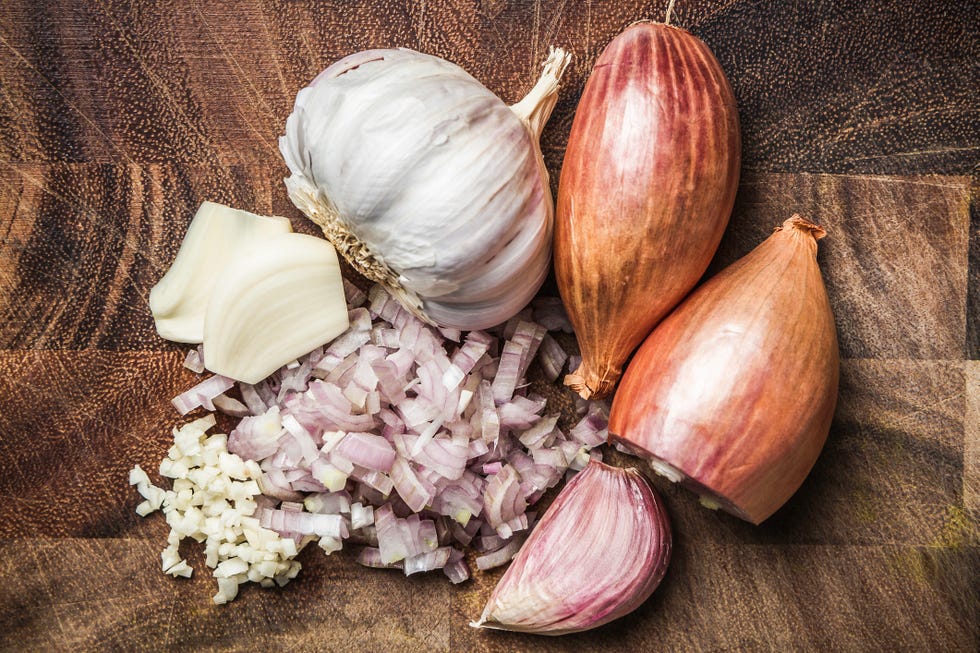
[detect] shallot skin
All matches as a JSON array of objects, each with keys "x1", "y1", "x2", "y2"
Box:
[
  {"x1": 609, "y1": 217, "x2": 839, "y2": 525},
  {"x1": 555, "y1": 21, "x2": 740, "y2": 400}
]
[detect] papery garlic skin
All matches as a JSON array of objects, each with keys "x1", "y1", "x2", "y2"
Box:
[
  {"x1": 280, "y1": 47, "x2": 570, "y2": 330},
  {"x1": 203, "y1": 233, "x2": 349, "y2": 384},
  {"x1": 474, "y1": 460, "x2": 671, "y2": 635},
  {"x1": 149, "y1": 202, "x2": 292, "y2": 343},
  {"x1": 609, "y1": 216, "x2": 839, "y2": 524}
]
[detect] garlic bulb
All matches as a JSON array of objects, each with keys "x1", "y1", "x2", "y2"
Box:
[
  {"x1": 474, "y1": 460, "x2": 671, "y2": 635},
  {"x1": 280, "y1": 47, "x2": 571, "y2": 330}
]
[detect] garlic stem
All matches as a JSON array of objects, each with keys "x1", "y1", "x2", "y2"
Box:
[{"x1": 510, "y1": 47, "x2": 572, "y2": 139}]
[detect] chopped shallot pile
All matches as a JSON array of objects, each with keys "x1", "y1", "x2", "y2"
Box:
[{"x1": 133, "y1": 283, "x2": 609, "y2": 603}]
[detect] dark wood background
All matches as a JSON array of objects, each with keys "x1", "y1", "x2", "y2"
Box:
[{"x1": 1, "y1": 1, "x2": 977, "y2": 651}]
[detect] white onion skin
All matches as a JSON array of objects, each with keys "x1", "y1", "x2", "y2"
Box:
[
  {"x1": 554, "y1": 21, "x2": 740, "y2": 400},
  {"x1": 608, "y1": 217, "x2": 839, "y2": 525}
]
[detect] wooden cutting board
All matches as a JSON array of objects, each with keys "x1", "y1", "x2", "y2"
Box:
[{"x1": 1, "y1": 1, "x2": 977, "y2": 651}]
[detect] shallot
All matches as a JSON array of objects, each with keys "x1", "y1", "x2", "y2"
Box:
[
  {"x1": 609, "y1": 216, "x2": 839, "y2": 524},
  {"x1": 554, "y1": 21, "x2": 740, "y2": 399}
]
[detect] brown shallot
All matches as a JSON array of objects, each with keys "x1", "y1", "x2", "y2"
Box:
[
  {"x1": 554, "y1": 20, "x2": 740, "y2": 400},
  {"x1": 609, "y1": 216, "x2": 839, "y2": 524}
]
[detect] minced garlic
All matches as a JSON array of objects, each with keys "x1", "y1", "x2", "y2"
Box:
[{"x1": 130, "y1": 414, "x2": 303, "y2": 604}]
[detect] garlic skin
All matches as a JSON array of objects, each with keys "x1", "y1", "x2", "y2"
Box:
[
  {"x1": 280, "y1": 47, "x2": 571, "y2": 330},
  {"x1": 149, "y1": 202, "x2": 293, "y2": 343},
  {"x1": 203, "y1": 233, "x2": 350, "y2": 384},
  {"x1": 473, "y1": 460, "x2": 671, "y2": 635}
]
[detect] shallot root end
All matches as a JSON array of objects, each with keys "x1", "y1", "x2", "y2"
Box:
[{"x1": 563, "y1": 365, "x2": 620, "y2": 401}]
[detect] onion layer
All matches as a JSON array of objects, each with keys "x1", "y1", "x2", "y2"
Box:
[
  {"x1": 554, "y1": 21, "x2": 740, "y2": 399},
  {"x1": 609, "y1": 216, "x2": 839, "y2": 524}
]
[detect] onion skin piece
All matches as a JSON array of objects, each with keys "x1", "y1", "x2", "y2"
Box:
[
  {"x1": 555, "y1": 21, "x2": 740, "y2": 400},
  {"x1": 473, "y1": 460, "x2": 671, "y2": 635},
  {"x1": 608, "y1": 216, "x2": 839, "y2": 525}
]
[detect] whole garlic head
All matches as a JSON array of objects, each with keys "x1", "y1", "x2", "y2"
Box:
[{"x1": 280, "y1": 47, "x2": 570, "y2": 330}]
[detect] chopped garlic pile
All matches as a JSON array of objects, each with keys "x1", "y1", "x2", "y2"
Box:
[{"x1": 130, "y1": 414, "x2": 303, "y2": 604}]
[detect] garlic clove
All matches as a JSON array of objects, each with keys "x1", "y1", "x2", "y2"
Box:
[
  {"x1": 202, "y1": 233, "x2": 350, "y2": 384},
  {"x1": 149, "y1": 202, "x2": 293, "y2": 343},
  {"x1": 473, "y1": 460, "x2": 671, "y2": 636}
]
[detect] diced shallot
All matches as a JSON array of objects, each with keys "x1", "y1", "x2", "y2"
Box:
[
  {"x1": 335, "y1": 432, "x2": 396, "y2": 472},
  {"x1": 491, "y1": 342, "x2": 524, "y2": 405},
  {"x1": 537, "y1": 334, "x2": 568, "y2": 383},
  {"x1": 482, "y1": 465, "x2": 528, "y2": 537},
  {"x1": 531, "y1": 296, "x2": 574, "y2": 333},
  {"x1": 389, "y1": 456, "x2": 434, "y2": 513},
  {"x1": 158, "y1": 282, "x2": 612, "y2": 590},
  {"x1": 403, "y1": 547, "x2": 453, "y2": 575},
  {"x1": 443, "y1": 547, "x2": 470, "y2": 584},
  {"x1": 183, "y1": 347, "x2": 206, "y2": 373},
  {"x1": 227, "y1": 408, "x2": 283, "y2": 461},
  {"x1": 172, "y1": 375, "x2": 236, "y2": 415},
  {"x1": 305, "y1": 491, "x2": 351, "y2": 514},
  {"x1": 357, "y1": 547, "x2": 403, "y2": 569},
  {"x1": 350, "y1": 502, "x2": 374, "y2": 529},
  {"x1": 343, "y1": 278, "x2": 367, "y2": 308},
  {"x1": 475, "y1": 537, "x2": 524, "y2": 571},
  {"x1": 375, "y1": 504, "x2": 438, "y2": 564},
  {"x1": 213, "y1": 394, "x2": 250, "y2": 417}
]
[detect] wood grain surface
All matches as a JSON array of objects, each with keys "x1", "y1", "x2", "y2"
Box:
[{"x1": 1, "y1": 1, "x2": 978, "y2": 651}]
